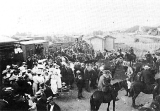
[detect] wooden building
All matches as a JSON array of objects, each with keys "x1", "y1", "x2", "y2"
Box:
[{"x1": 88, "y1": 35, "x2": 116, "y2": 51}]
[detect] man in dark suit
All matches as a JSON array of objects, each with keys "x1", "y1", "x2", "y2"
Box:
[
  {"x1": 47, "y1": 97, "x2": 61, "y2": 111},
  {"x1": 84, "y1": 64, "x2": 91, "y2": 92}
]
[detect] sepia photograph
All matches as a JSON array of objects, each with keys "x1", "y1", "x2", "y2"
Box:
[{"x1": 1, "y1": 0, "x2": 160, "y2": 111}]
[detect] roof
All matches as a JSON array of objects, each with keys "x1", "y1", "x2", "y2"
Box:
[
  {"x1": 0, "y1": 36, "x2": 17, "y2": 43},
  {"x1": 71, "y1": 35, "x2": 83, "y2": 38},
  {"x1": 88, "y1": 36, "x2": 104, "y2": 40},
  {"x1": 104, "y1": 35, "x2": 116, "y2": 39},
  {"x1": 20, "y1": 40, "x2": 48, "y2": 45},
  {"x1": 88, "y1": 35, "x2": 116, "y2": 40},
  {"x1": 19, "y1": 38, "x2": 34, "y2": 41}
]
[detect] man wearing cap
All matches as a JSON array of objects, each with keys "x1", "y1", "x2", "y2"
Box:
[{"x1": 98, "y1": 70, "x2": 112, "y2": 93}]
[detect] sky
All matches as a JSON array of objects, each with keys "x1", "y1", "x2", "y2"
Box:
[{"x1": 0, "y1": 0, "x2": 160, "y2": 35}]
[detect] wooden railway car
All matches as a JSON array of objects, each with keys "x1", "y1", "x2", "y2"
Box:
[{"x1": 20, "y1": 40, "x2": 48, "y2": 61}]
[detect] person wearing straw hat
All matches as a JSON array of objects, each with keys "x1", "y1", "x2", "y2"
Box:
[
  {"x1": 140, "y1": 64, "x2": 156, "y2": 88},
  {"x1": 98, "y1": 70, "x2": 112, "y2": 93}
]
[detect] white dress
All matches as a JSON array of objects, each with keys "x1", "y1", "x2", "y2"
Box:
[
  {"x1": 53, "y1": 68, "x2": 62, "y2": 89},
  {"x1": 50, "y1": 74, "x2": 58, "y2": 94}
]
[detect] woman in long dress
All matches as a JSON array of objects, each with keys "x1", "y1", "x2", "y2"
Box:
[{"x1": 49, "y1": 69, "x2": 58, "y2": 95}]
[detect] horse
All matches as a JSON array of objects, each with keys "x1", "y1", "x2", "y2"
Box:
[
  {"x1": 124, "y1": 52, "x2": 136, "y2": 66},
  {"x1": 130, "y1": 78, "x2": 160, "y2": 108},
  {"x1": 90, "y1": 81, "x2": 122, "y2": 111}
]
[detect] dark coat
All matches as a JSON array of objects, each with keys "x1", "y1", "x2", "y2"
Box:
[
  {"x1": 76, "y1": 74, "x2": 85, "y2": 88},
  {"x1": 66, "y1": 67, "x2": 74, "y2": 80},
  {"x1": 84, "y1": 68, "x2": 91, "y2": 80},
  {"x1": 90, "y1": 68, "x2": 98, "y2": 80},
  {"x1": 141, "y1": 69, "x2": 155, "y2": 84},
  {"x1": 47, "y1": 103, "x2": 61, "y2": 111}
]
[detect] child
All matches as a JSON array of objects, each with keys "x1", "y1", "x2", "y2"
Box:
[{"x1": 76, "y1": 70, "x2": 85, "y2": 99}]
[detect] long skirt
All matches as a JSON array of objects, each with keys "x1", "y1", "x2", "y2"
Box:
[
  {"x1": 32, "y1": 83, "x2": 38, "y2": 95},
  {"x1": 51, "y1": 79, "x2": 58, "y2": 94},
  {"x1": 57, "y1": 77, "x2": 62, "y2": 89}
]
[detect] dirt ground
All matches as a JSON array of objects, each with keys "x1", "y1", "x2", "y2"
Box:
[{"x1": 54, "y1": 66, "x2": 160, "y2": 111}]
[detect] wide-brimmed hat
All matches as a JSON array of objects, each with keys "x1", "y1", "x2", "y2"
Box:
[
  {"x1": 102, "y1": 70, "x2": 111, "y2": 74},
  {"x1": 27, "y1": 69, "x2": 32, "y2": 73},
  {"x1": 76, "y1": 70, "x2": 81, "y2": 73},
  {"x1": 49, "y1": 100, "x2": 55, "y2": 105},
  {"x1": 38, "y1": 60, "x2": 43, "y2": 64},
  {"x1": 2, "y1": 70, "x2": 7, "y2": 75},
  {"x1": 143, "y1": 65, "x2": 150, "y2": 69},
  {"x1": 35, "y1": 91, "x2": 42, "y2": 96},
  {"x1": 54, "y1": 64, "x2": 60, "y2": 69},
  {"x1": 6, "y1": 65, "x2": 11, "y2": 69},
  {"x1": 99, "y1": 66, "x2": 104, "y2": 71},
  {"x1": 9, "y1": 76, "x2": 17, "y2": 81},
  {"x1": 47, "y1": 96, "x2": 53, "y2": 101}
]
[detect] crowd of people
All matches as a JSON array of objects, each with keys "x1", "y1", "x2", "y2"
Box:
[
  {"x1": 0, "y1": 40, "x2": 106, "y2": 111},
  {"x1": 1, "y1": 40, "x2": 160, "y2": 110}
]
